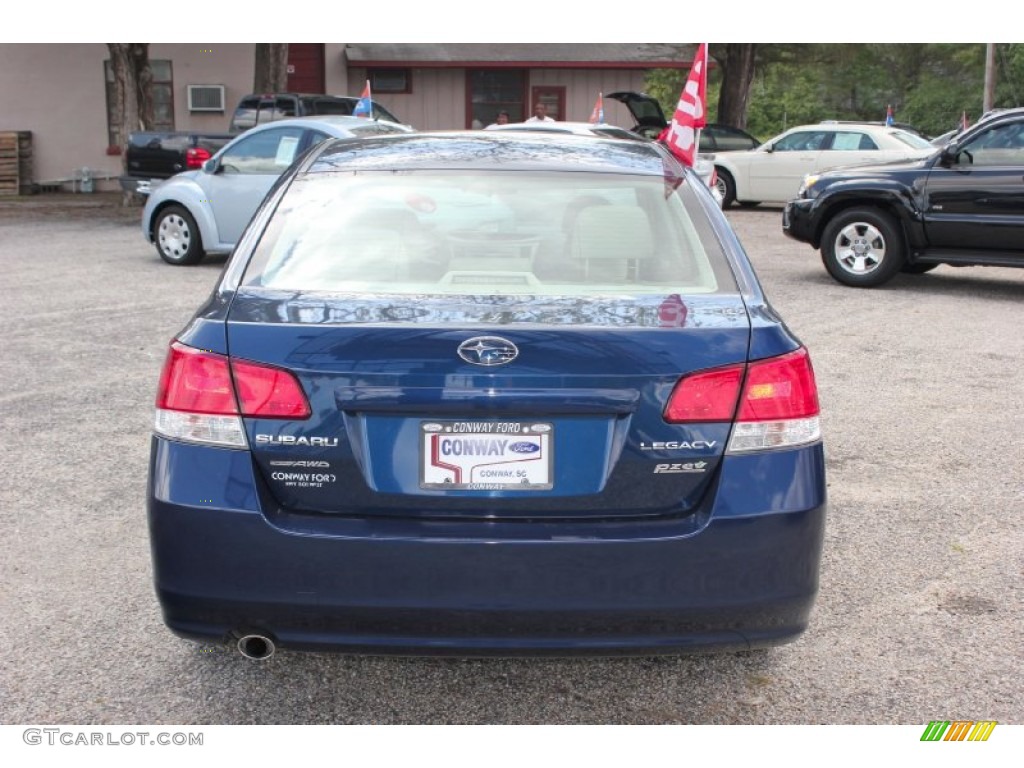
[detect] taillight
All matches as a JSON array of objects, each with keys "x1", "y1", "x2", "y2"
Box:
[
  {"x1": 157, "y1": 343, "x2": 238, "y2": 415},
  {"x1": 154, "y1": 341, "x2": 310, "y2": 447},
  {"x1": 737, "y1": 348, "x2": 819, "y2": 421},
  {"x1": 185, "y1": 147, "x2": 212, "y2": 169},
  {"x1": 664, "y1": 348, "x2": 821, "y2": 453},
  {"x1": 664, "y1": 365, "x2": 743, "y2": 423},
  {"x1": 729, "y1": 348, "x2": 820, "y2": 452},
  {"x1": 232, "y1": 359, "x2": 311, "y2": 418}
]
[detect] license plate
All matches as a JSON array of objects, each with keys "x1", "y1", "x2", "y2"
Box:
[{"x1": 420, "y1": 421, "x2": 553, "y2": 490}]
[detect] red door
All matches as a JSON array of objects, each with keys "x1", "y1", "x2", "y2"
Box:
[
  {"x1": 287, "y1": 44, "x2": 325, "y2": 93},
  {"x1": 530, "y1": 86, "x2": 566, "y2": 121}
]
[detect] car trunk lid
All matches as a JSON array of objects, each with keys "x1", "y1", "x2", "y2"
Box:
[{"x1": 226, "y1": 291, "x2": 750, "y2": 520}]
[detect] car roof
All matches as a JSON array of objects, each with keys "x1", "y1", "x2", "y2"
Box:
[
  {"x1": 819, "y1": 119, "x2": 926, "y2": 136},
  {"x1": 237, "y1": 115, "x2": 411, "y2": 134},
  {"x1": 778, "y1": 122, "x2": 927, "y2": 140},
  {"x1": 976, "y1": 106, "x2": 1024, "y2": 123},
  {"x1": 799, "y1": 122, "x2": 900, "y2": 132},
  {"x1": 306, "y1": 131, "x2": 680, "y2": 177},
  {"x1": 240, "y1": 92, "x2": 355, "y2": 100},
  {"x1": 483, "y1": 121, "x2": 642, "y2": 138},
  {"x1": 948, "y1": 107, "x2": 1024, "y2": 143}
]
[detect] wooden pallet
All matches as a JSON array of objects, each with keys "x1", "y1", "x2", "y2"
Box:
[{"x1": 0, "y1": 131, "x2": 33, "y2": 195}]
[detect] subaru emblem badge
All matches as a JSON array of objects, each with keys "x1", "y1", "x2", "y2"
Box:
[{"x1": 457, "y1": 336, "x2": 519, "y2": 366}]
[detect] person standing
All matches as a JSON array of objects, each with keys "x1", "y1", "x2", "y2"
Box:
[
  {"x1": 487, "y1": 111, "x2": 511, "y2": 128},
  {"x1": 526, "y1": 103, "x2": 555, "y2": 122}
]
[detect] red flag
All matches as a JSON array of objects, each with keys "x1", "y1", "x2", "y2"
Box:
[
  {"x1": 660, "y1": 43, "x2": 708, "y2": 167},
  {"x1": 353, "y1": 80, "x2": 372, "y2": 118},
  {"x1": 589, "y1": 92, "x2": 605, "y2": 124},
  {"x1": 885, "y1": 104, "x2": 894, "y2": 126}
]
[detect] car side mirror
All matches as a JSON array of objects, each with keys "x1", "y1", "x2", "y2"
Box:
[
  {"x1": 939, "y1": 140, "x2": 961, "y2": 166},
  {"x1": 203, "y1": 158, "x2": 219, "y2": 174}
]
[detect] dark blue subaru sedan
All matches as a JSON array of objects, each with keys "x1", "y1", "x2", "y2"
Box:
[{"x1": 148, "y1": 132, "x2": 826, "y2": 659}]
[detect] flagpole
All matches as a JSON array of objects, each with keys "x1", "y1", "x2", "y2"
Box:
[{"x1": 983, "y1": 43, "x2": 996, "y2": 114}]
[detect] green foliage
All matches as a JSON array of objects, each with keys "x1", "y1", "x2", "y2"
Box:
[
  {"x1": 645, "y1": 44, "x2": 1024, "y2": 141},
  {"x1": 644, "y1": 69, "x2": 686, "y2": 119}
]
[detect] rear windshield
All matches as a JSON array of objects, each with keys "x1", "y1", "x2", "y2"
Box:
[
  {"x1": 303, "y1": 97, "x2": 355, "y2": 116},
  {"x1": 242, "y1": 170, "x2": 735, "y2": 296},
  {"x1": 888, "y1": 129, "x2": 934, "y2": 149},
  {"x1": 295, "y1": 97, "x2": 401, "y2": 124}
]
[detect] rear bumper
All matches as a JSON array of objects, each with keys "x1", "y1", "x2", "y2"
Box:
[
  {"x1": 148, "y1": 438, "x2": 827, "y2": 656},
  {"x1": 119, "y1": 175, "x2": 162, "y2": 196}
]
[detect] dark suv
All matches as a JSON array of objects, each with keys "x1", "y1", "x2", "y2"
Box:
[
  {"x1": 784, "y1": 107, "x2": 1024, "y2": 287},
  {"x1": 229, "y1": 93, "x2": 405, "y2": 133}
]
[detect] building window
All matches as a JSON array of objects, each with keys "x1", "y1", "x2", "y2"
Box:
[
  {"x1": 369, "y1": 68, "x2": 411, "y2": 94},
  {"x1": 468, "y1": 70, "x2": 525, "y2": 129},
  {"x1": 105, "y1": 59, "x2": 174, "y2": 147}
]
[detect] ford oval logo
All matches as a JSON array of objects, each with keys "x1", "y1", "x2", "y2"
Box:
[
  {"x1": 509, "y1": 442, "x2": 540, "y2": 454},
  {"x1": 457, "y1": 336, "x2": 519, "y2": 367}
]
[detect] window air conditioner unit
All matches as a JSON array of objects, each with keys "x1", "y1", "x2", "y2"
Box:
[{"x1": 187, "y1": 85, "x2": 225, "y2": 112}]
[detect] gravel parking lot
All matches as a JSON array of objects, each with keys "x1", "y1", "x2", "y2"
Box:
[{"x1": 1, "y1": 193, "x2": 1021, "y2": 725}]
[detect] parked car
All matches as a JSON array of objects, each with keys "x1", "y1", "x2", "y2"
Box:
[
  {"x1": 119, "y1": 131, "x2": 234, "y2": 196},
  {"x1": 604, "y1": 91, "x2": 761, "y2": 151},
  {"x1": 147, "y1": 130, "x2": 826, "y2": 659},
  {"x1": 484, "y1": 120, "x2": 643, "y2": 141},
  {"x1": 142, "y1": 116, "x2": 414, "y2": 265},
  {"x1": 783, "y1": 107, "x2": 1024, "y2": 287},
  {"x1": 484, "y1": 120, "x2": 723, "y2": 205},
  {"x1": 714, "y1": 122, "x2": 936, "y2": 207},
  {"x1": 932, "y1": 110, "x2": 1010, "y2": 147},
  {"x1": 930, "y1": 128, "x2": 960, "y2": 147},
  {"x1": 229, "y1": 93, "x2": 406, "y2": 133},
  {"x1": 819, "y1": 119, "x2": 929, "y2": 140},
  {"x1": 604, "y1": 91, "x2": 760, "y2": 203}
]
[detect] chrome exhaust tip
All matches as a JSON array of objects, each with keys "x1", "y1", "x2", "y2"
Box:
[{"x1": 237, "y1": 634, "x2": 276, "y2": 660}]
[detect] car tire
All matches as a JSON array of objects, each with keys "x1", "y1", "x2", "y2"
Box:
[
  {"x1": 716, "y1": 168, "x2": 736, "y2": 208},
  {"x1": 155, "y1": 205, "x2": 204, "y2": 266},
  {"x1": 900, "y1": 262, "x2": 939, "y2": 274},
  {"x1": 820, "y1": 207, "x2": 905, "y2": 287}
]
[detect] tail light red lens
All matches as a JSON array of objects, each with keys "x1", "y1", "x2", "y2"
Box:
[
  {"x1": 664, "y1": 348, "x2": 821, "y2": 452},
  {"x1": 185, "y1": 147, "x2": 212, "y2": 169},
  {"x1": 156, "y1": 341, "x2": 310, "y2": 419},
  {"x1": 664, "y1": 365, "x2": 743, "y2": 423},
  {"x1": 156, "y1": 342, "x2": 238, "y2": 415},
  {"x1": 665, "y1": 349, "x2": 819, "y2": 424},
  {"x1": 737, "y1": 348, "x2": 819, "y2": 421},
  {"x1": 232, "y1": 359, "x2": 311, "y2": 418}
]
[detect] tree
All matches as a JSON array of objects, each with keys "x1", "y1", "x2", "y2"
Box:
[
  {"x1": 644, "y1": 44, "x2": 763, "y2": 129},
  {"x1": 712, "y1": 44, "x2": 758, "y2": 129},
  {"x1": 107, "y1": 43, "x2": 152, "y2": 205},
  {"x1": 648, "y1": 44, "x2": 1017, "y2": 142},
  {"x1": 254, "y1": 44, "x2": 290, "y2": 93}
]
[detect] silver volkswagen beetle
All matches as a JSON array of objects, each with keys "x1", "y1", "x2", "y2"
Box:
[{"x1": 142, "y1": 115, "x2": 413, "y2": 265}]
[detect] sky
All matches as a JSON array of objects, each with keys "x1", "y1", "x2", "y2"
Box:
[{"x1": 5, "y1": 4, "x2": 982, "y2": 44}]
